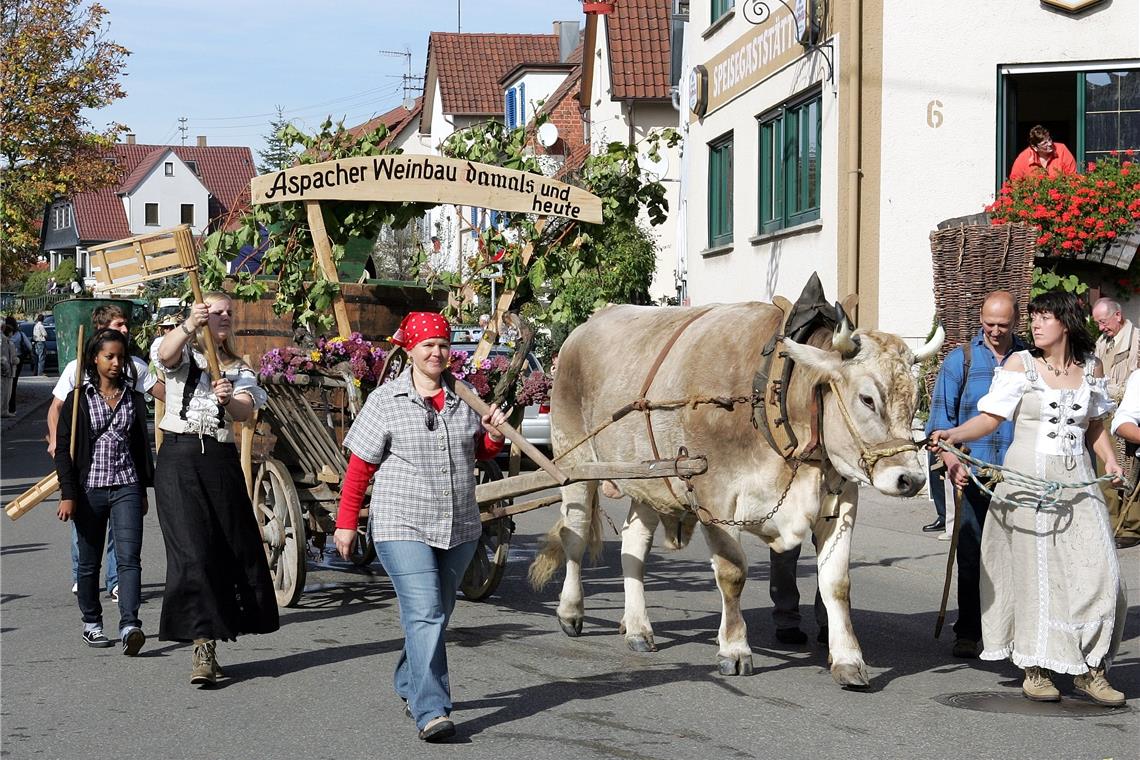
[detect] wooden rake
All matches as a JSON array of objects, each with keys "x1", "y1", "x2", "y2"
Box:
[{"x1": 89, "y1": 224, "x2": 221, "y2": 378}]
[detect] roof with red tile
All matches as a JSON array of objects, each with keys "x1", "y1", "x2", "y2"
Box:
[
  {"x1": 70, "y1": 143, "x2": 256, "y2": 243},
  {"x1": 605, "y1": 0, "x2": 672, "y2": 100},
  {"x1": 427, "y1": 32, "x2": 562, "y2": 115},
  {"x1": 347, "y1": 97, "x2": 424, "y2": 148}
]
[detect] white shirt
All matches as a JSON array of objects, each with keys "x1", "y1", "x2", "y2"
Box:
[
  {"x1": 53, "y1": 356, "x2": 157, "y2": 400},
  {"x1": 157, "y1": 344, "x2": 265, "y2": 442},
  {"x1": 1110, "y1": 370, "x2": 1140, "y2": 436}
]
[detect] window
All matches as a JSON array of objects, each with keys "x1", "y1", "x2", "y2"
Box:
[
  {"x1": 180, "y1": 204, "x2": 194, "y2": 225},
  {"x1": 707, "y1": 133, "x2": 734, "y2": 248},
  {"x1": 164, "y1": 161, "x2": 174, "y2": 176},
  {"x1": 52, "y1": 205, "x2": 72, "y2": 230},
  {"x1": 144, "y1": 203, "x2": 159, "y2": 226},
  {"x1": 758, "y1": 90, "x2": 822, "y2": 233},
  {"x1": 185, "y1": 160, "x2": 199, "y2": 176},
  {"x1": 1084, "y1": 70, "x2": 1140, "y2": 163},
  {"x1": 711, "y1": 0, "x2": 733, "y2": 23}
]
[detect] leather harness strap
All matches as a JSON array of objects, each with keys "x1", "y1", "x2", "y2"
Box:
[{"x1": 637, "y1": 307, "x2": 713, "y2": 505}]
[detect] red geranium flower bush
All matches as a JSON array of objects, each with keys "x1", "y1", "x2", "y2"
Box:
[{"x1": 986, "y1": 151, "x2": 1140, "y2": 257}]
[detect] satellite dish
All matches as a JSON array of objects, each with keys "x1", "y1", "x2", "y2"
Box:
[
  {"x1": 537, "y1": 122, "x2": 560, "y2": 147},
  {"x1": 639, "y1": 149, "x2": 669, "y2": 181},
  {"x1": 402, "y1": 96, "x2": 416, "y2": 111}
]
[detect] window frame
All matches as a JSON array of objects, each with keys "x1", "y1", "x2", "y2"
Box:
[
  {"x1": 757, "y1": 88, "x2": 822, "y2": 234},
  {"x1": 707, "y1": 131, "x2": 734, "y2": 249},
  {"x1": 144, "y1": 203, "x2": 159, "y2": 226},
  {"x1": 164, "y1": 161, "x2": 174, "y2": 176},
  {"x1": 711, "y1": 0, "x2": 733, "y2": 24},
  {"x1": 180, "y1": 203, "x2": 194, "y2": 225}
]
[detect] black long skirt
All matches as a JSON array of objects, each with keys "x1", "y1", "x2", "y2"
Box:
[{"x1": 154, "y1": 434, "x2": 279, "y2": 642}]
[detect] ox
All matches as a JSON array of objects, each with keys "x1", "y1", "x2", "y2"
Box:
[{"x1": 529, "y1": 298, "x2": 941, "y2": 687}]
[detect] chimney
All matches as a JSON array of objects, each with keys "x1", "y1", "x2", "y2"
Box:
[
  {"x1": 125, "y1": 133, "x2": 136, "y2": 145},
  {"x1": 196, "y1": 135, "x2": 207, "y2": 147},
  {"x1": 553, "y1": 20, "x2": 580, "y2": 62}
]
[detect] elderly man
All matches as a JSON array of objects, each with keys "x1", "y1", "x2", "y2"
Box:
[
  {"x1": 926, "y1": 291, "x2": 1025, "y2": 658},
  {"x1": 1092, "y1": 297, "x2": 1140, "y2": 548}
]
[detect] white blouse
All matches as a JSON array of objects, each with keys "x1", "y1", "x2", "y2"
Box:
[
  {"x1": 158, "y1": 344, "x2": 267, "y2": 442},
  {"x1": 977, "y1": 351, "x2": 1114, "y2": 458}
]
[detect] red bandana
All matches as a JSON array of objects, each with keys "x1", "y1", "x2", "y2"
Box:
[{"x1": 392, "y1": 312, "x2": 450, "y2": 349}]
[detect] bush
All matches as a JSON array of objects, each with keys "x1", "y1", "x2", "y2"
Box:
[{"x1": 22, "y1": 260, "x2": 76, "y2": 295}]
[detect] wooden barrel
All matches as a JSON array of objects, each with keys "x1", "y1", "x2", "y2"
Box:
[{"x1": 228, "y1": 280, "x2": 448, "y2": 360}]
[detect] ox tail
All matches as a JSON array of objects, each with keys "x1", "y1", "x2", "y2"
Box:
[{"x1": 527, "y1": 503, "x2": 604, "y2": 591}]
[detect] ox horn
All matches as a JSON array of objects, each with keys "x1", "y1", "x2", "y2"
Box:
[
  {"x1": 831, "y1": 305, "x2": 859, "y2": 358},
  {"x1": 913, "y1": 323, "x2": 946, "y2": 363}
]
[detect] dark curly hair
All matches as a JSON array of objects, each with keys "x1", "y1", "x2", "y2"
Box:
[
  {"x1": 83, "y1": 328, "x2": 137, "y2": 389},
  {"x1": 1027, "y1": 291, "x2": 1095, "y2": 365}
]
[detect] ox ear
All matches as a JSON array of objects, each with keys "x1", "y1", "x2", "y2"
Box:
[{"x1": 781, "y1": 337, "x2": 843, "y2": 380}]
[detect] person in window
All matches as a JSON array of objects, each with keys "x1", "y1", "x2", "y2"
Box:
[
  {"x1": 54, "y1": 329, "x2": 153, "y2": 654},
  {"x1": 334, "y1": 311, "x2": 509, "y2": 742},
  {"x1": 1009, "y1": 125, "x2": 1077, "y2": 182},
  {"x1": 930, "y1": 291, "x2": 1126, "y2": 707},
  {"x1": 154, "y1": 291, "x2": 277, "y2": 686}
]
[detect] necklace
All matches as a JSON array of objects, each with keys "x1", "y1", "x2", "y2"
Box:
[
  {"x1": 1042, "y1": 358, "x2": 1071, "y2": 377},
  {"x1": 99, "y1": 387, "x2": 123, "y2": 402}
]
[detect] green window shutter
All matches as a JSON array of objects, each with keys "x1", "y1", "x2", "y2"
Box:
[{"x1": 708, "y1": 134, "x2": 734, "y2": 247}]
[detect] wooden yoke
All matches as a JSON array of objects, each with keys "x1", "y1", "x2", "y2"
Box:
[{"x1": 305, "y1": 201, "x2": 353, "y2": 338}]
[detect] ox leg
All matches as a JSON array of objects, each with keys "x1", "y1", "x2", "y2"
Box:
[
  {"x1": 556, "y1": 480, "x2": 598, "y2": 638},
  {"x1": 620, "y1": 499, "x2": 660, "y2": 653},
  {"x1": 814, "y1": 482, "x2": 869, "y2": 688},
  {"x1": 703, "y1": 524, "x2": 753, "y2": 676}
]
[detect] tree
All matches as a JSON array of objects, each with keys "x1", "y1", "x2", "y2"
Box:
[
  {"x1": 0, "y1": 0, "x2": 129, "y2": 279},
  {"x1": 256, "y1": 106, "x2": 299, "y2": 174}
]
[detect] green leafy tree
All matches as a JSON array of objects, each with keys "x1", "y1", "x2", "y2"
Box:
[
  {"x1": 0, "y1": 0, "x2": 129, "y2": 278},
  {"x1": 256, "y1": 106, "x2": 299, "y2": 174}
]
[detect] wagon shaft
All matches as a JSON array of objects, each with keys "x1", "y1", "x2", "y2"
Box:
[{"x1": 474, "y1": 455, "x2": 708, "y2": 505}]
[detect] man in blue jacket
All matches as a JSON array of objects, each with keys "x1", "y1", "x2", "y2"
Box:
[{"x1": 925, "y1": 291, "x2": 1025, "y2": 659}]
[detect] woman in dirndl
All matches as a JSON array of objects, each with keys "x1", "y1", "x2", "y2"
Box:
[
  {"x1": 931, "y1": 291, "x2": 1127, "y2": 706},
  {"x1": 154, "y1": 291, "x2": 278, "y2": 686}
]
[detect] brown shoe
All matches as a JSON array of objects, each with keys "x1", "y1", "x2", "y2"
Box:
[
  {"x1": 1074, "y1": 667, "x2": 1126, "y2": 707},
  {"x1": 1022, "y1": 666, "x2": 1060, "y2": 702},
  {"x1": 190, "y1": 640, "x2": 219, "y2": 686}
]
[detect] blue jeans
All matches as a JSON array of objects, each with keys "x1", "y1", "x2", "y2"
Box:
[
  {"x1": 71, "y1": 523, "x2": 117, "y2": 592},
  {"x1": 377, "y1": 539, "x2": 478, "y2": 730},
  {"x1": 33, "y1": 342, "x2": 45, "y2": 375},
  {"x1": 74, "y1": 484, "x2": 143, "y2": 634},
  {"x1": 929, "y1": 451, "x2": 947, "y2": 522}
]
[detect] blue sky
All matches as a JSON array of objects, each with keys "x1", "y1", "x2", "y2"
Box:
[{"x1": 89, "y1": 0, "x2": 585, "y2": 159}]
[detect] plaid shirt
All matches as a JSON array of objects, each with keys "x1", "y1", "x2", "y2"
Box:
[
  {"x1": 926, "y1": 330, "x2": 1026, "y2": 471},
  {"x1": 84, "y1": 384, "x2": 138, "y2": 489},
  {"x1": 343, "y1": 368, "x2": 484, "y2": 549}
]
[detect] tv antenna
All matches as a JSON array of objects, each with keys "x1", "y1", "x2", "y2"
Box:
[{"x1": 380, "y1": 47, "x2": 424, "y2": 109}]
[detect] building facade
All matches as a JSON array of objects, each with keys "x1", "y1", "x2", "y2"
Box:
[{"x1": 680, "y1": 0, "x2": 1140, "y2": 339}]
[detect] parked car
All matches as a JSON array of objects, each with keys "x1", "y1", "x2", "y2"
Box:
[
  {"x1": 449, "y1": 342, "x2": 551, "y2": 453},
  {"x1": 18, "y1": 321, "x2": 57, "y2": 373}
]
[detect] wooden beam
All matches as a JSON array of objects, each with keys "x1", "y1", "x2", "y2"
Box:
[
  {"x1": 305, "y1": 200, "x2": 353, "y2": 337},
  {"x1": 474, "y1": 455, "x2": 709, "y2": 505}
]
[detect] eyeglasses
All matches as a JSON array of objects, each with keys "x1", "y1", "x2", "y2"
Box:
[{"x1": 424, "y1": 400, "x2": 437, "y2": 431}]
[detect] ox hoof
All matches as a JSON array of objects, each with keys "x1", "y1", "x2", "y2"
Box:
[
  {"x1": 558, "y1": 617, "x2": 583, "y2": 638},
  {"x1": 716, "y1": 655, "x2": 754, "y2": 676},
  {"x1": 831, "y1": 662, "x2": 870, "y2": 689},
  {"x1": 626, "y1": 635, "x2": 657, "y2": 653}
]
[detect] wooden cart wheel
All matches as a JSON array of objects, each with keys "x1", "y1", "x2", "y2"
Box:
[
  {"x1": 252, "y1": 458, "x2": 307, "y2": 607},
  {"x1": 460, "y1": 460, "x2": 514, "y2": 601},
  {"x1": 351, "y1": 524, "x2": 377, "y2": 566}
]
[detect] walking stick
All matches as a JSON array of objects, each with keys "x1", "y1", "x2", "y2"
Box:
[
  {"x1": 935, "y1": 477, "x2": 965, "y2": 639},
  {"x1": 69, "y1": 324, "x2": 85, "y2": 460}
]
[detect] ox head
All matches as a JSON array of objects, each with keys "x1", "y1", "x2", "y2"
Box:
[{"x1": 781, "y1": 314, "x2": 944, "y2": 497}]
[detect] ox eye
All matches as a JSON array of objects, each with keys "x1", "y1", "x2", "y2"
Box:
[{"x1": 859, "y1": 394, "x2": 876, "y2": 411}]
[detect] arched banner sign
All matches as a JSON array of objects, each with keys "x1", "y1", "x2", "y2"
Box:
[{"x1": 250, "y1": 155, "x2": 603, "y2": 224}]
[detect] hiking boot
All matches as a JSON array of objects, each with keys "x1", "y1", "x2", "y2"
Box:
[
  {"x1": 1074, "y1": 667, "x2": 1126, "y2": 707},
  {"x1": 190, "y1": 640, "x2": 221, "y2": 686},
  {"x1": 1022, "y1": 666, "x2": 1060, "y2": 702}
]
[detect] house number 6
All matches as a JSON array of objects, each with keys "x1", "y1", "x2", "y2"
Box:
[{"x1": 927, "y1": 100, "x2": 944, "y2": 128}]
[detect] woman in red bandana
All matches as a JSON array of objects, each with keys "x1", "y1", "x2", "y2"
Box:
[{"x1": 334, "y1": 312, "x2": 509, "y2": 742}]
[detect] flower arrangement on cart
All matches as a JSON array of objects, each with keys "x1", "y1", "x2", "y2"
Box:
[{"x1": 258, "y1": 332, "x2": 552, "y2": 411}]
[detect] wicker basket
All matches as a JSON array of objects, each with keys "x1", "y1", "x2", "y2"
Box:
[{"x1": 925, "y1": 222, "x2": 1037, "y2": 394}]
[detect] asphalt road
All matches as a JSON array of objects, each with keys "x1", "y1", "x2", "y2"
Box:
[{"x1": 2, "y1": 378, "x2": 1138, "y2": 760}]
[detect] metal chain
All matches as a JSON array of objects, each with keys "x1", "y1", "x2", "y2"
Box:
[{"x1": 682, "y1": 456, "x2": 804, "y2": 528}]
